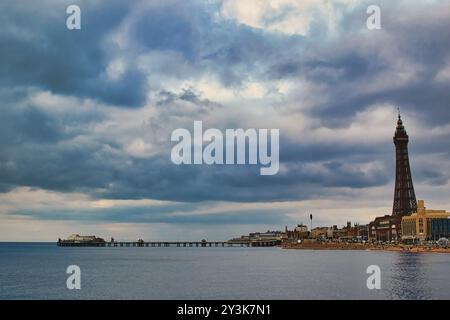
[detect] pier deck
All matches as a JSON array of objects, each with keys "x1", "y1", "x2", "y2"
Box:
[{"x1": 57, "y1": 240, "x2": 280, "y2": 247}]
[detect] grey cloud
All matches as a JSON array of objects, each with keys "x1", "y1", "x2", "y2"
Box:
[{"x1": 0, "y1": 0, "x2": 146, "y2": 107}]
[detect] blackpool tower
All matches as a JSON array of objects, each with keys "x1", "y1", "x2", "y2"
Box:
[{"x1": 392, "y1": 112, "x2": 417, "y2": 217}]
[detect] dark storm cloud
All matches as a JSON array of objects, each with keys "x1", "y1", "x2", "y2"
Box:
[
  {"x1": 414, "y1": 167, "x2": 449, "y2": 187},
  {"x1": 1, "y1": 0, "x2": 450, "y2": 210},
  {"x1": 157, "y1": 88, "x2": 221, "y2": 109},
  {"x1": 0, "y1": 0, "x2": 146, "y2": 107},
  {"x1": 125, "y1": 0, "x2": 306, "y2": 87},
  {"x1": 1, "y1": 104, "x2": 66, "y2": 144},
  {"x1": 259, "y1": 1, "x2": 450, "y2": 128},
  {"x1": 0, "y1": 135, "x2": 390, "y2": 203},
  {"x1": 301, "y1": 2, "x2": 450, "y2": 126},
  {"x1": 0, "y1": 0, "x2": 304, "y2": 106}
]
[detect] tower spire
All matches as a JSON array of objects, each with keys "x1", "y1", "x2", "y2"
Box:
[{"x1": 392, "y1": 112, "x2": 417, "y2": 217}]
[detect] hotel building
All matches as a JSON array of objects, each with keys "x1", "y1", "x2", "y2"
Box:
[{"x1": 401, "y1": 200, "x2": 450, "y2": 241}]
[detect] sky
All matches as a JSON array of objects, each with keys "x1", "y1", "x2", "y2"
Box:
[{"x1": 1, "y1": 0, "x2": 450, "y2": 241}]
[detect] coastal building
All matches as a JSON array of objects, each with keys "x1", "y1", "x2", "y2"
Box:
[
  {"x1": 339, "y1": 223, "x2": 369, "y2": 241},
  {"x1": 430, "y1": 219, "x2": 450, "y2": 240},
  {"x1": 248, "y1": 230, "x2": 285, "y2": 240},
  {"x1": 310, "y1": 227, "x2": 329, "y2": 239},
  {"x1": 67, "y1": 234, "x2": 104, "y2": 242},
  {"x1": 58, "y1": 234, "x2": 105, "y2": 246},
  {"x1": 369, "y1": 216, "x2": 399, "y2": 242},
  {"x1": 369, "y1": 113, "x2": 417, "y2": 242},
  {"x1": 285, "y1": 225, "x2": 309, "y2": 241},
  {"x1": 230, "y1": 230, "x2": 285, "y2": 244},
  {"x1": 308, "y1": 223, "x2": 368, "y2": 241},
  {"x1": 401, "y1": 200, "x2": 450, "y2": 241},
  {"x1": 331, "y1": 227, "x2": 347, "y2": 239},
  {"x1": 294, "y1": 224, "x2": 308, "y2": 233}
]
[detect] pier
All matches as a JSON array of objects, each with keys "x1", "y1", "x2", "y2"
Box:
[{"x1": 57, "y1": 240, "x2": 280, "y2": 248}]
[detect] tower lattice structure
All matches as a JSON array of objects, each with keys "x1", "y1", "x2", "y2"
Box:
[{"x1": 392, "y1": 113, "x2": 417, "y2": 217}]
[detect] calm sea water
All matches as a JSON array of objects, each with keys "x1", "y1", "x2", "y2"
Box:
[{"x1": 0, "y1": 242, "x2": 448, "y2": 300}]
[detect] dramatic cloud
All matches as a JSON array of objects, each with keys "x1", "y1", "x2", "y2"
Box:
[{"x1": 0, "y1": 0, "x2": 449, "y2": 240}]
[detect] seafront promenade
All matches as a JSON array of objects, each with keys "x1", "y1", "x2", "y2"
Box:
[{"x1": 282, "y1": 242, "x2": 450, "y2": 253}]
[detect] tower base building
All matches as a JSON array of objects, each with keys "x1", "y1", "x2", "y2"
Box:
[{"x1": 368, "y1": 216, "x2": 401, "y2": 242}]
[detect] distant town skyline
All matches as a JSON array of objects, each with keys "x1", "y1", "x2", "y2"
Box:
[{"x1": 1, "y1": 0, "x2": 450, "y2": 241}]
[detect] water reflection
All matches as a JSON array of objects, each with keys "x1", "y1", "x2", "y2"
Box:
[{"x1": 388, "y1": 253, "x2": 432, "y2": 299}]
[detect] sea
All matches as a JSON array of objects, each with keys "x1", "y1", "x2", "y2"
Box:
[{"x1": 0, "y1": 242, "x2": 448, "y2": 300}]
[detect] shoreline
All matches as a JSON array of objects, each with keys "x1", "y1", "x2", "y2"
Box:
[{"x1": 282, "y1": 243, "x2": 450, "y2": 254}]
